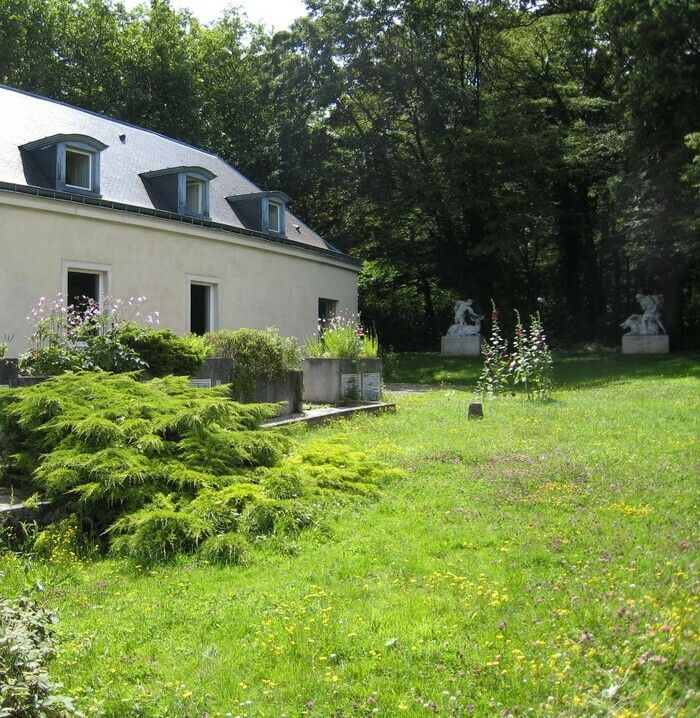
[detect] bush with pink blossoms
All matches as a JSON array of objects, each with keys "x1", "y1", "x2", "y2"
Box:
[
  {"x1": 478, "y1": 306, "x2": 553, "y2": 400},
  {"x1": 477, "y1": 303, "x2": 510, "y2": 397},
  {"x1": 304, "y1": 312, "x2": 377, "y2": 360},
  {"x1": 19, "y1": 294, "x2": 159, "y2": 376}
]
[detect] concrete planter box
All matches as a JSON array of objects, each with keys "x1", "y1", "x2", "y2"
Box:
[
  {"x1": 248, "y1": 371, "x2": 303, "y2": 416},
  {"x1": 0, "y1": 359, "x2": 18, "y2": 388},
  {"x1": 191, "y1": 358, "x2": 303, "y2": 416},
  {"x1": 302, "y1": 357, "x2": 382, "y2": 404}
]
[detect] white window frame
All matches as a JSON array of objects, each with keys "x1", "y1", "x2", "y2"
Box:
[
  {"x1": 186, "y1": 274, "x2": 219, "y2": 334},
  {"x1": 64, "y1": 147, "x2": 94, "y2": 191},
  {"x1": 268, "y1": 201, "x2": 282, "y2": 233},
  {"x1": 61, "y1": 260, "x2": 111, "y2": 308},
  {"x1": 185, "y1": 176, "x2": 204, "y2": 215}
]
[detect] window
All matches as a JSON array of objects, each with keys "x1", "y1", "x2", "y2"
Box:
[
  {"x1": 185, "y1": 176, "x2": 203, "y2": 215},
  {"x1": 188, "y1": 278, "x2": 218, "y2": 335},
  {"x1": 190, "y1": 284, "x2": 209, "y2": 335},
  {"x1": 65, "y1": 148, "x2": 92, "y2": 190},
  {"x1": 67, "y1": 270, "x2": 100, "y2": 315},
  {"x1": 21, "y1": 134, "x2": 106, "y2": 194},
  {"x1": 62, "y1": 261, "x2": 110, "y2": 315},
  {"x1": 268, "y1": 201, "x2": 281, "y2": 233},
  {"x1": 318, "y1": 298, "x2": 338, "y2": 332}
]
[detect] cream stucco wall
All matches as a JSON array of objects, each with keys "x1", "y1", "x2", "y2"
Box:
[{"x1": 0, "y1": 193, "x2": 359, "y2": 355}]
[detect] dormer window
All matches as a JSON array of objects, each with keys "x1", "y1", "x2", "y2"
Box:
[
  {"x1": 20, "y1": 134, "x2": 107, "y2": 196},
  {"x1": 185, "y1": 176, "x2": 204, "y2": 215},
  {"x1": 268, "y1": 201, "x2": 281, "y2": 233},
  {"x1": 65, "y1": 147, "x2": 92, "y2": 190},
  {"x1": 140, "y1": 166, "x2": 215, "y2": 218},
  {"x1": 226, "y1": 190, "x2": 290, "y2": 235}
]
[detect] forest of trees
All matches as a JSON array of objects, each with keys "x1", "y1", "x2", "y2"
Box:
[{"x1": 1, "y1": 0, "x2": 698, "y2": 347}]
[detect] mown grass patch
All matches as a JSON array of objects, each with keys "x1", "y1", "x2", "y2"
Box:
[{"x1": 1, "y1": 352, "x2": 698, "y2": 717}]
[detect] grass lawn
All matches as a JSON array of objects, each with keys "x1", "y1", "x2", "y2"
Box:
[{"x1": 2, "y1": 351, "x2": 699, "y2": 717}]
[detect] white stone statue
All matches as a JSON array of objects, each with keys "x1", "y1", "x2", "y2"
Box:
[
  {"x1": 446, "y1": 299, "x2": 483, "y2": 337},
  {"x1": 621, "y1": 294, "x2": 666, "y2": 336}
]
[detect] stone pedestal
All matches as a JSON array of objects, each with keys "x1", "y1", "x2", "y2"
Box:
[
  {"x1": 621, "y1": 334, "x2": 669, "y2": 354},
  {"x1": 441, "y1": 335, "x2": 482, "y2": 356}
]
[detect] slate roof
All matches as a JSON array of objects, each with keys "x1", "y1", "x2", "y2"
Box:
[{"x1": 0, "y1": 85, "x2": 353, "y2": 262}]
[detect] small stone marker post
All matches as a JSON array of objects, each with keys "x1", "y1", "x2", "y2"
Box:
[{"x1": 468, "y1": 403, "x2": 484, "y2": 420}]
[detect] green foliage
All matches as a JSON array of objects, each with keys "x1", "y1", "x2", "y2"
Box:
[
  {"x1": 527, "y1": 313, "x2": 554, "y2": 400},
  {"x1": 117, "y1": 324, "x2": 210, "y2": 377},
  {"x1": 1, "y1": 353, "x2": 697, "y2": 716},
  {"x1": 510, "y1": 311, "x2": 554, "y2": 401},
  {"x1": 303, "y1": 335, "x2": 326, "y2": 358},
  {"x1": 478, "y1": 304, "x2": 510, "y2": 397},
  {"x1": 197, "y1": 532, "x2": 250, "y2": 565},
  {"x1": 205, "y1": 328, "x2": 301, "y2": 401},
  {"x1": 238, "y1": 498, "x2": 290, "y2": 538},
  {"x1": 380, "y1": 347, "x2": 399, "y2": 381},
  {"x1": 0, "y1": 1, "x2": 697, "y2": 347},
  {"x1": 32, "y1": 518, "x2": 84, "y2": 564},
  {"x1": 262, "y1": 467, "x2": 305, "y2": 500},
  {"x1": 0, "y1": 595, "x2": 79, "y2": 717},
  {"x1": 18, "y1": 345, "x2": 81, "y2": 376},
  {"x1": 108, "y1": 494, "x2": 212, "y2": 564},
  {"x1": 478, "y1": 308, "x2": 554, "y2": 400},
  {"x1": 304, "y1": 315, "x2": 378, "y2": 360},
  {"x1": 509, "y1": 310, "x2": 530, "y2": 393},
  {"x1": 19, "y1": 295, "x2": 156, "y2": 376},
  {"x1": 0, "y1": 373, "x2": 401, "y2": 564},
  {"x1": 361, "y1": 330, "x2": 379, "y2": 358},
  {"x1": 320, "y1": 326, "x2": 362, "y2": 360}
]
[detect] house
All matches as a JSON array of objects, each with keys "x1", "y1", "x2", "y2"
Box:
[{"x1": 0, "y1": 85, "x2": 360, "y2": 355}]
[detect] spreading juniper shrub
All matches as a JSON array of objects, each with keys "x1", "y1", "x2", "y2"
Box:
[{"x1": 0, "y1": 373, "x2": 402, "y2": 564}]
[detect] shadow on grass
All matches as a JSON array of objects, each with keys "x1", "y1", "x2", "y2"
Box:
[{"x1": 390, "y1": 350, "x2": 700, "y2": 391}]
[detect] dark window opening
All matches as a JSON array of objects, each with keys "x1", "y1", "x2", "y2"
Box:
[
  {"x1": 67, "y1": 271, "x2": 99, "y2": 314},
  {"x1": 318, "y1": 298, "x2": 338, "y2": 332},
  {"x1": 190, "y1": 283, "x2": 210, "y2": 335},
  {"x1": 65, "y1": 148, "x2": 92, "y2": 189}
]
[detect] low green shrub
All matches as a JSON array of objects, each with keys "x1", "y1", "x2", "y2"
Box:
[
  {"x1": 187, "y1": 483, "x2": 263, "y2": 532},
  {"x1": 381, "y1": 347, "x2": 399, "y2": 380},
  {"x1": 262, "y1": 467, "x2": 305, "y2": 499},
  {"x1": 32, "y1": 518, "x2": 82, "y2": 562},
  {"x1": 0, "y1": 595, "x2": 80, "y2": 717},
  {"x1": 197, "y1": 532, "x2": 250, "y2": 565},
  {"x1": 117, "y1": 324, "x2": 210, "y2": 377},
  {"x1": 239, "y1": 498, "x2": 288, "y2": 537},
  {"x1": 0, "y1": 373, "x2": 403, "y2": 565},
  {"x1": 205, "y1": 327, "x2": 301, "y2": 401}
]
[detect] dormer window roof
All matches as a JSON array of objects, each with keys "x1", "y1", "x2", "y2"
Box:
[
  {"x1": 20, "y1": 134, "x2": 107, "y2": 196},
  {"x1": 226, "y1": 190, "x2": 290, "y2": 236},
  {"x1": 140, "y1": 166, "x2": 215, "y2": 218}
]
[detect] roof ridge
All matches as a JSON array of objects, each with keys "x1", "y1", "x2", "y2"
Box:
[{"x1": 0, "y1": 83, "x2": 223, "y2": 161}]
